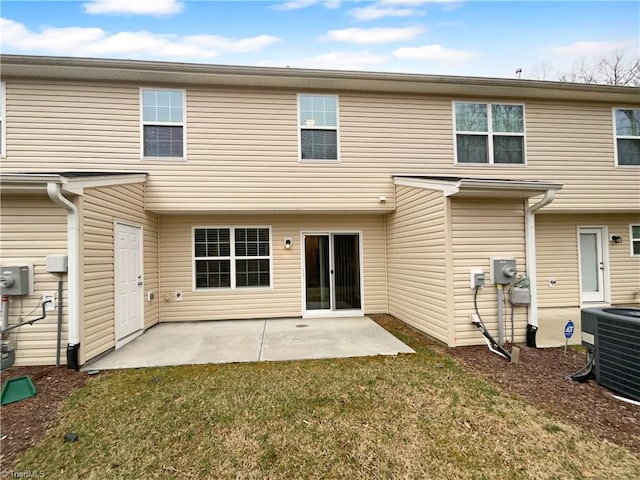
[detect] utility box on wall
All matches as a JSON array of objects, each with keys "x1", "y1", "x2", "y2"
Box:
[
  {"x1": 491, "y1": 258, "x2": 518, "y2": 285},
  {"x1": 0, "y1": 266, "x2": 30, "y2": 296},
  {"x1": 510, "y1": 287, "x2": 531, "y2": 306},
  {"x1": 46, "y1": 255, "x2": 68, "y2": 273}
]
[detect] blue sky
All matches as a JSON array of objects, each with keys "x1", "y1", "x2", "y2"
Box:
[{"x1": 1, "y1": 0, "x2": 638, "y2": 79}]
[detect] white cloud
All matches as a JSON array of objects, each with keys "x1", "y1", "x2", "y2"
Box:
[
  {"x1": 323, "y1": 0, "x2": 342, "y2": 8},
  {"x1": 83, "y1": 0, "x2": 184, "y2": 16},
  {"x1": 183, "y1": 34, "x2": 281, "y2": 53},
  {"x1": 393, "y1": 44, "x2": 479, "y2": 61},
  {"x1": 259, "y1": 51, "x2": 389, "y2": 71},
  {"x1": 348, "y1": 6, "x2": 417, "y2": 21},
  {"x1": 320, "y1": 26, "x2": 424, "y2": 45},
  {"x1": 545, "y1": 40, "x2": 634, "y2": 57},
  {"x1": 87, "y1": 31, "x2": 214, "y2": 58},
  {"x1": 379, "y1": 0, "x2": 458, "y2": 5},
  {"x1": 272, "y1": 0, "x2": 340, "y2": 10},
  {"x1": 0, "y1": 19, "x2": 106, "y2": 50},
  {"x1": 349, "y1": 0, "x2": 461, "y2": 20},
  {"x1": 0, "y1": 18, "x2": 281, "y2": 60},
  {"x1": 272, "y1": 0, "x2": 320, "y2": 11}
]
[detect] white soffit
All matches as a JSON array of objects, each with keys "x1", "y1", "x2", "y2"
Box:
[
  {"x1": 393, "y1": 175, "x2": 562, "y2": 199},
  {"x1": 0, "y1": 172, "x2": 147, "y2": 195}
]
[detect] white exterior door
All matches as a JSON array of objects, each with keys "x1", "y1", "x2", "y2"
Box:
[
  {"x1": 578, "y1": 227, "x2": 607, "y2": 303},
  {"x1": 115, "y1": 222, "x2": 144, "y2": 348}
]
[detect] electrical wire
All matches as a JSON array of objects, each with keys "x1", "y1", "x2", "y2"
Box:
[
  {"x1": 471, "y1": 287, "x2": 512, "y2": 361},
  {"x1": 19, "y1": 295, "x2": 43, "y2": 322}
]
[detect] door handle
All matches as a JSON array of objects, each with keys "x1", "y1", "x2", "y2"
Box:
[
  {"x1": 138, "y1": 275, "x2": 144, "y2": 286},
  {"x1": 599, "y1": 262, "x2": 605, "y2": 271}
]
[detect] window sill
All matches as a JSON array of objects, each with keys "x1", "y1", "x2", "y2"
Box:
[
  {"x1": 299, "y1": 159, "x2": 341, "y2": 164},
  {"x1": 455, "y1": 162, "x2": 526, "y2": 167},
  {"x1": 194, "y1": 286, "x2": 273, "y2": 292},
  {"x1": 141, "y1": 156, "x2": 186, "y2": 161}
]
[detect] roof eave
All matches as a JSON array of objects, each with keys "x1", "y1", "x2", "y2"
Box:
[
  {"x1": 393, "y1": 175, "x2": 563, "y2": 199},
  {"x1": 1, "y1": 172, "x2": 147, "y2": 195},
  {"x1": 1, "y1": 54, "x2": 638, "y2": 104}
]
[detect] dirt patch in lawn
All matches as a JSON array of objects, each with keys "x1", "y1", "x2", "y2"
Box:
[
  {"x1": 1, "y1": 366, "x2": 88, "y2": 467},
  {"x1": 2, "y1": 314, "x2": 639, "y2": 468},
  {"x1": 371, "y1": 313, "x2": 640, "y2": 455}
]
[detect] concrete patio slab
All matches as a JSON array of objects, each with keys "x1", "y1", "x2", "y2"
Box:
[
  {"x1": 260, "y1": 317, "x2": 414, "y2": 361},
  {"x1": 83, "y1": 316, "x2": 414, "y2": 371}
]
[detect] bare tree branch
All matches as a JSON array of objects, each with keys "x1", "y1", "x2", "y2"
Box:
[{"x1": 555, "y1": 50, "x2": 639, "y2": 86}]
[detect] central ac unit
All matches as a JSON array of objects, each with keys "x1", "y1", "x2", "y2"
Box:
[{"x1": 577, "y1": 307, "x2": 640, "y2": 402}]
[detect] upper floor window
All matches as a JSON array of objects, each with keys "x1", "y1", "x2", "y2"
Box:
[
  {"x1": 614, "y1": 109, "x2": 640, "y2": 166},
  {"x1": 454, "y1": 102, "x2": 525, "y2": 164},
  {"x1": 141, "y1": 88, "x2": 185, "y2": 158},
  {"x1": 631, "y1": 225, "x2": 640, "y2": 256},
  {"x1": 299, "y1": 94, "x2": 339, "y2": 161},
  {"x1": 0, "y1": 82, "x2": 5, "y2": 157},
  {"x1": 194, "y1": 227, "x2": 271, "y2": 289}
]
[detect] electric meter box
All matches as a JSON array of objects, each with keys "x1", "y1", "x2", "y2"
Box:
[
  {"x1": 0, "y1": 265, "x2": 30, "y2": 295},
  {"x1": 491, "y1": 258, "x2": 518, "y2": 285},
  {"x1": 46, "y1": 255, "x2": 68, "y2": 273}
]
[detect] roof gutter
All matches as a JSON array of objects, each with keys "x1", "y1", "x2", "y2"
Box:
[
  {"x1": 525, "y1": 188, "x2": 558, "y2": 347},
  {"x1": 46, "y1": 182, "x2": 80, "y2": 368},
  {"x1": 457, "y1": 178, "x2": 560, "y2": 192},
  {"x1": 2, "y1": 54, "x2": 639, "y2": 104}
]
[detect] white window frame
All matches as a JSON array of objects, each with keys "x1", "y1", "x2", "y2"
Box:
[
  {"x1": 297, "y1": 93, "x2": 340, "y2": 163},
  {"x1": 140, "y1": 87, "x2": 186, "y2": 160},
  {"x1": 0, "y1": 82, "x2": 6, "y2": 158},
  {"x1": 613, "y1": 107, "x2": 640, "y2": 167},
  {"x1": 453, "y1": 101, "x2": 527, "y2": 166},
  {"x1": 631, "y1": 224, "x2": 640, "y2": 257},
  {"x1": 192, "y1": 226, "x2": 273, "y2": 291}
]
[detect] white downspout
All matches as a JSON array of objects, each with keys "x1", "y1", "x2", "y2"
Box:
[
  {"x1": 525, "y1": 189, "x2": 557, "y2": 345},
  {"x1": 47, "y1": 183, "x2": 80, "y2": 349}
]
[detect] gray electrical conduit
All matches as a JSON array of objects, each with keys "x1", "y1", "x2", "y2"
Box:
[
  {"x1": 1, "y1": 297, "x2": 54, "y2": 370},
  {"x1": 57, "y1": 278, "x2": 63, "y2": 367},
  {"x1": 1, "y1": 299, "x2": 53, "y2": 334}
]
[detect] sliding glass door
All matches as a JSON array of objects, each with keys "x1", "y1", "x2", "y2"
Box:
[
  {"x1": 303, "y1": 233, "x2": 362, "y2": 315},
  {"x1": 304, "y1": 235, "x2": 331, "y2": 310}
]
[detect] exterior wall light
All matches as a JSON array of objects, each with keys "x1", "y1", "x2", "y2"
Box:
[
  {"x1": 284, "y1": 238, "x2": 293, "y2": 249},
  {"x1": 610, "y1": 235, "x2": 622, "y2": 244}
]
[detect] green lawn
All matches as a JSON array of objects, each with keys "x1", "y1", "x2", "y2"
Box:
[{"x1": 15, "y1": 326, "x2": 640, "y2": 480}]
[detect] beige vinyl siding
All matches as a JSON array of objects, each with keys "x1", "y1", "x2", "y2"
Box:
[
  {"x1": 450, "y1": 198, "x2": 528, "y2": 346},
  {"x1": 525, "y1": 102, "x2": 640, "y2": 212},
  {"x1": 158, "y1": 214, "x2": 386, "y2": 321},
  {"x1": 535, "y1": 215, "x2": 580, "y2": 309},
  {"x1": 608, "y1": 216, "x2": 640, "y2": 306},
  {"x1": 535, "y1": 213, "x2": 640, "y2": 346},
  {"x1": 81, "y1": 183, "x2": 159, "y2": 364},
  {"x1": 5, "y1": 81, "x2": 139, "y2": 161},
  {"x1": 0, "y1": 195, "x2": 68, "y2": 366},
  {"x1": 3, "y1": 80, "x2": 638, "y2": 214},
  {"x1": 386, "y1": 186, "x2": 451, "y2": 344},
  {"x1": 146, "y1": 89, "x2": 407, "y2": 213},
  {"x1": 536, "y1": 213, "x2": 640, "y2": 308}
]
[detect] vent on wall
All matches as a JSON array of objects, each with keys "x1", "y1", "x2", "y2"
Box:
[{"x1": 581, "y1": 307, "x2": 640, "y2": 402}]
